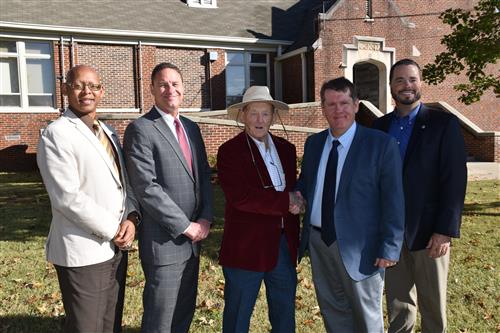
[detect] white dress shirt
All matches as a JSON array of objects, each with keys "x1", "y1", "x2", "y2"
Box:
[
  {"x1": 250, "y1": 134, "x2": 286, "y2": 192},
  {"x1": 155, "y1": 105, "x2": 192, "y2": 150},
  {"x1": 310, "y1": 122, "x2": 357, "y2": 227}
]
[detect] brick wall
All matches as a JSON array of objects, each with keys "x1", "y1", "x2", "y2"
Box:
[
  {"x1": 155, "y1": 47, "x2": 209, "y2": 109},
  {"x1": 1, "y1": 104, "x2": 498, "y2": 172},
  {"x1": 0, "y1": 113, "x2": 59, "y2": 171},
  {"x1": 314, "y1": 0, "x2": 498, "y2": 132},
  {"x1": 77, "y1": 44, "x2": 136, "y2": 109}
]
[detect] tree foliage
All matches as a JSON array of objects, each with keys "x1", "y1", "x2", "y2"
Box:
[{"x1": 422, "y1": 0, "x2": 500, "y2": 104}]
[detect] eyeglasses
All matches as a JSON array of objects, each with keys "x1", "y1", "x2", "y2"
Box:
[
  {"x1": 245, "y1": 133, "x2": 283, "y2": 189},
  {"x1": 67, "y1": 82, "x2": 102, "y2": 91}
]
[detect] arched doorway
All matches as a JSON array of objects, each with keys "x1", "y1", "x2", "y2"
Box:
[
  {"x1": 342, "y1": 36, "x2": 394, "y2": 113},
  {"x1": 353, "y1": 62, "x2": 379, "y2": 108}
]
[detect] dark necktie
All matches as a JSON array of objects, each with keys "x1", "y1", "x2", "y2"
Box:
[
  {"x1": 321, "y1": 140, "x2": 340, "y2": 246},
  {"x1": 174, "y1": 118, "x2": 193, "y2": 173}
]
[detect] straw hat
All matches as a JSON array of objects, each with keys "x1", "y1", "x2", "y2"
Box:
[{"x1": 227, "y1": 86, "x2": 289, "y2": 121}]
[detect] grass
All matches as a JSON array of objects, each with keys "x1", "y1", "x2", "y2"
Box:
[{"x1": 0, "y1": 172, "x2": 498, "y2": 332}]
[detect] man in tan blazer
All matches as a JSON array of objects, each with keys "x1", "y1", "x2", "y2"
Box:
[{"x1": 37, "y1": 65, "x2": 140, "y2": 333}]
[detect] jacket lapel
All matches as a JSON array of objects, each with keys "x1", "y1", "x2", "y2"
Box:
[
  {"x1": 273, "y1": 135, "x2": 292, "y2": 191},
  {"x1": 64, "y1": 110, "x2": 121, "y2": 185},
  {"x1": 378, "y1": 112, "x2": 394, "y2": 132},
  {"x1": 306, "y1": 130, "x2": 329, "y2": 200},
  {"x1": 336, "y1": 125, "x2": 363, "y2": 200},
  {"x1": 403, "y1": 104, "x2": 428, "y2": 171},
  {"x1": 150, "y1": 108, "x2": 195, "y2": 182},
  {"x1": 100, "y1": 122, "x2": 124, "y2": 185},
  {"x1": 246, "y1": 134, "x2": 274, "y2": 188}
]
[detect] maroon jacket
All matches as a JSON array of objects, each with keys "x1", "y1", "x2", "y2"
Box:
[{"x1": 217, "y1": 132, "x2": 300, "y2": 272}]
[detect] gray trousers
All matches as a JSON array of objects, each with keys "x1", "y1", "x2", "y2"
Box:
[
  {"x1": 141, "y1": 254, "x2": 199, "y2": 333},
  {"x1": 386, "y1": 243, "x2": 450, "y2": 333},
  {"x1": 309, "y1": 228, "x2": 385, "y2": 333},
  {"x1": 55, "y1": 250, "x2": 128, "y2": 333}
]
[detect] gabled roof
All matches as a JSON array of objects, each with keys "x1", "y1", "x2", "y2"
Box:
[{"x1": 0, "y1": 0, "x2": 330, "y2": 45}]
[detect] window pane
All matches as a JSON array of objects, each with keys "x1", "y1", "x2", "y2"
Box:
[
  {"x1": 0, "y1": 95, "x2": 21, "y2": 106},
  {"x1": 27, "y1": 59, "x2": 54, "y2": 94},
  {"x1": 227, "y1": 52, "x2": 244, "y2": 65},
  {"x1": 28, "y1": 95, "x2": 53, "y2": 107},
  {"x1": 25, "y1": 42, "x2": 51, "y2": 55},
  {"x1": 226, "y1": 95, "x2": 242, "y2": 107},
  {"x1": 249, "y1": 67, "x2": 267, "y2": 86},
  {"x1": 250, "y1": 53, "x2": 266, "y2": 64},
  {"x1": 226, "y1": 66, "x2": 245, "y2": 96},
  {"x1": 0, "y1": 41, "x2": 17, "y2": 53},
  {"x1": 0, "y1": 58, "x2": 20, "y2": 93}
]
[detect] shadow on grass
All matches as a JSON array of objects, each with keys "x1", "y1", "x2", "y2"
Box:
[
  {"x1": 0, "y1": 315, "x2": 141, "y2": 333},
  {"x1": 0, "y1": 315, "x2": 63, "y2": 333},
  {"x1": 0, "y1": 172, "x2": 51, "y2": 242},
  {"x1": 463, "y1": 201, "x2": 500, "y2": 216}
]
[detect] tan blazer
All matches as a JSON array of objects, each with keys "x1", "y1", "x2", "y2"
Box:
[{"x1": 37, "y1": 109, "x2": 138, "y2": 267}]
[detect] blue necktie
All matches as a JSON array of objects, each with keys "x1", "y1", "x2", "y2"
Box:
[{"x1": 321, "y1": 140, "x2": 340, "y2": 246}]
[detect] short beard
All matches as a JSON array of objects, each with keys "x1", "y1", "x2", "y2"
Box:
[{"x1": 392, "y1": 90, "x2": 421, "y2": 105}]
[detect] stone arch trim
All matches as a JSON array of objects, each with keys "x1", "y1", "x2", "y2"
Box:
[{"x1": 342, "y1": 36, "x2": 395, "y2": 113}]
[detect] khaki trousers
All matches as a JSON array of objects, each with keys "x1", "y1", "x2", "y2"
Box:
[{"x1": 386, "y1": 243, "x2": 450, "y2": 333}]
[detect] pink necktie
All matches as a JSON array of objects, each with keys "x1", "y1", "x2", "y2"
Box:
[{"x1": 174, "y1": 118, "x2": 193, "y2": 173}]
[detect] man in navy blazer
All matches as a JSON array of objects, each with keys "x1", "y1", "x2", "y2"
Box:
[
  {"x1": 373, "y1": 59, "x2": 467, "y2": 333},
  {"x1": 296, "y1": 77, "x2": 405, "y2": 332}
]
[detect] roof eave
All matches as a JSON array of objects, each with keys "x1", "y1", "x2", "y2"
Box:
[{"x1": 0, "y1": 21, "x2": 294, "y2": 46}]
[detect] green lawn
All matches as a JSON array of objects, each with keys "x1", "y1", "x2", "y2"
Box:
[{"x1": 0, "y1": 172, "x2": 498, "y2": 332}]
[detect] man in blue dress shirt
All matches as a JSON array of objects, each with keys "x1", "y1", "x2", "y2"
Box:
[{"x1": 373, "y1": 59, "x2": 467, "y2": 333}]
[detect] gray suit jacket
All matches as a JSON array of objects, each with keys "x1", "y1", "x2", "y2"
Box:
[{"x1": 123, "y1": 107, "x2": 213, "y2": 266}]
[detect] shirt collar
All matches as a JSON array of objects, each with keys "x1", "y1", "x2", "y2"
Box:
[
  {"x1": 328, "y1": 121, "x2": 356, "y2": 148},
  {"x1": 395, "y1": 102, "x2": 421, "y2": 122},
  {"x1": 155, "y1": 105, "x2": 179, "y2": 124},
  {"x1": 249, "y1": 133, "x2": 274, "y2": 151}
]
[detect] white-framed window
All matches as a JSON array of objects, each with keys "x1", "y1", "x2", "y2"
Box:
[
  {"x1": 0, "y1": 40, "x2": 55, "y2": 110},
  {"x1": 225, "y1": 51, "x2": 269, "y2": 107},
  {"x1": 186, "y1": 0, "x2": 217, "y2": 8}
]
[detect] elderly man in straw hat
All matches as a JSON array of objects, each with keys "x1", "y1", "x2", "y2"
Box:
[{"x1": 217, "y1": 86, "x2": 304, "y2": 332}]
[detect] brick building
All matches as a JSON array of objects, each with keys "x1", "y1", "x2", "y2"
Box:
[{"x1": 0, "y1": 0, "x2": 498, "y2": 171}]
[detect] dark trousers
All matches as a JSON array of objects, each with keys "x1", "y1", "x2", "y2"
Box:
[
  {"x1": 222, "y1": 235, "x2": 297, "y2": 333},
  {"x1": 55, "y1": 250, "x2": 128, "y2": 333}
]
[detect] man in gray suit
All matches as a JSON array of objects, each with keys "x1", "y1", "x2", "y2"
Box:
[{"x1": 123, "y1": 62, "x2": 213, "y2": 333}]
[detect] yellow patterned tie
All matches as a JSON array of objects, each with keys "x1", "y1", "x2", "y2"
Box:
[{"x1": 93, "y1": 120, "x2": 120, "y2": 177}]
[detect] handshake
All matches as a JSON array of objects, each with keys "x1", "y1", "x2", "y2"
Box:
[{"x1": 289, "y1": 191, "x2": 306, "y2": 215}]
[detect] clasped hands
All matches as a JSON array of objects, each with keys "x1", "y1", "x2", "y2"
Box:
[
  {"x1": 184, "y1": 219, "x2": 211, "y2": 243},
  {"x1": 113, "y1": 219, "x2": 136, "y2": 251},
  {"x1": 289, "y1": 191, "x2": 306, "y2": 215}
]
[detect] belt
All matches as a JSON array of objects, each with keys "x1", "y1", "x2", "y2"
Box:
[{"x1": 311, "y1": 226, "x2": 321, "y2": 232}]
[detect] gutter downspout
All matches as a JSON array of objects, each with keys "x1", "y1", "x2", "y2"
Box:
[
  {"x1": 59, "y1": 36, "x2": 65, "y2": 112},
  {"x1": 137, "y1": 41, "x2": 143, "y2": 113},
  {"x1": 70, "y1": 36, "x2": 75, "y2": 67},
  {"x1": 301, "y1": 52, "x2": 307, "y2": 102}
]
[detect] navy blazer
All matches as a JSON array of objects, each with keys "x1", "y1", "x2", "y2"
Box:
[
  {"x1": 297, "y1": 124, "x2": 405, "y2": 281},
  {"x1": 373, "y1": 104, "x2": 467, "y2": 251}
]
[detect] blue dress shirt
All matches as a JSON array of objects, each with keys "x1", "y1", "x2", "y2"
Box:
[
  {"x1": 388, "y1": 103, "x2": 421, "y2": 160},
  {"x1": 310, "y1": 122, "x2": 357, "y2": 228}
]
